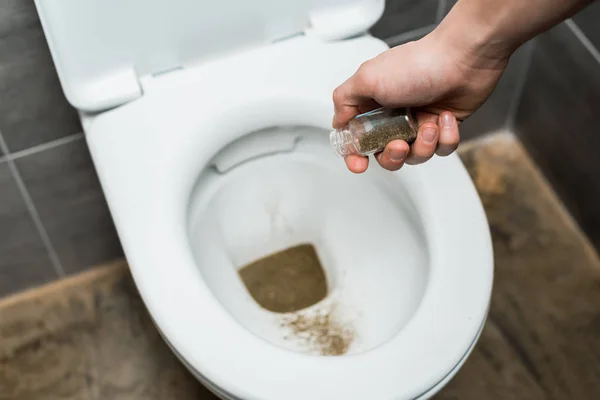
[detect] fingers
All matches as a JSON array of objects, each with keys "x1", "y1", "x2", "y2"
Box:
[
  {"x1": 405, "y1": 112, "x2": 440, "y2": 165},
  {"x1": 332, "y1": 61, "x2": 380, "y2": 129},
  {"x1": 374, "y1": 140, "x2": 410, "y2": 171},
  {"x1": 344, "y1": 155, "x2": 369, "y2": 174},
  {"x1": 435, "y1": 111, "x2": 460, "y2": 156},
  {"x1": 376, "y1": 111, "x2": 460, "y2": 171}
]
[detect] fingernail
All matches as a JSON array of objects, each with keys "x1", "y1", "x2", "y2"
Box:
[
  {"x1": 390, "y1": 149, "x2": 406, "y2": 162},
  {"x1": 440, "y1": 113, "x2": 454, "y2": 127},
  {"x1": 421, "y1": 127, "x2": 437, "y2": 144}
]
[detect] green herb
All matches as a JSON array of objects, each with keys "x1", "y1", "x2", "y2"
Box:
[{"x1": 358, "y1": 117, "x2": 417, "y2": 154}]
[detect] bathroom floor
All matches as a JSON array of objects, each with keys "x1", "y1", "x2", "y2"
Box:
[{"x1": 2, "y1": 133, "x2": 600, "y2": 400}]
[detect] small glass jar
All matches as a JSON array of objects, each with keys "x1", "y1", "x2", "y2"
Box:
[{"x1": 329, "y1": 107, "x2": 418, "y2": 158}]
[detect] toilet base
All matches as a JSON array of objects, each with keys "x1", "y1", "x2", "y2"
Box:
[
  {"x1": 413, "y1": 313, "x2": 487, "y2": 399},
  {"x1": 154, "y1": 320, "x2": 241, "y2": 400}
]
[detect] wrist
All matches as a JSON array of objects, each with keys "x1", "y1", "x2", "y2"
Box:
[{"x1": 430, "y1": 0, "x2": 519, "y2": 70}]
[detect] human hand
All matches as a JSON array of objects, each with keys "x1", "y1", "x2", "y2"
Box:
[{"x1": 332, "y1": 30, "x2": 510, "y2": 173}]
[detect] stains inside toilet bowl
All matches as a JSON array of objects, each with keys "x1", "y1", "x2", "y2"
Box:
[
  {"x1": 238, "y1": 243, "x2": 355, "y2": 355},
  {"x1": 280, "y1": 307, "x2": 355, "y2": 356}
]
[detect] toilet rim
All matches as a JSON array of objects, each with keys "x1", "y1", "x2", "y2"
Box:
[{"x1": 126, "y1": 127, "x2": 493, "y2": 399}]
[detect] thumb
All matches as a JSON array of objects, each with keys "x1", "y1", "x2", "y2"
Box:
[{"x1": 332, "y1": 61, "x2": 380, "y2": 129}]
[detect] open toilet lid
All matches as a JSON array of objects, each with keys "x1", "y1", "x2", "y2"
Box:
[{"x1": 33, "y1": 0, "x2": 384, "y2": 112}]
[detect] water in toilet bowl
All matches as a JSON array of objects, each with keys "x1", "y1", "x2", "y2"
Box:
[
  {"x1": 238, "y1": 243, "x2": 328, "y2": 314},
  {"x1": 187, "y1": 125, "x2": 429, "y2": 357}
]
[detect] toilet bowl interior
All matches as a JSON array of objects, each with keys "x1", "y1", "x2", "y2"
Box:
[{"x1": 187, "y1": 125, "x2": 430, "y2": 356}]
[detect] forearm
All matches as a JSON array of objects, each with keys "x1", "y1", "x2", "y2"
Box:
[{"x1": 433, "y1": 0, "x2": 595, "y2": 67}]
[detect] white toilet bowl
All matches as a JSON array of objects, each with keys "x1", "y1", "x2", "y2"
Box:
[{"x1": 34, "y1": 1, "x2": 494, "y2": 398}]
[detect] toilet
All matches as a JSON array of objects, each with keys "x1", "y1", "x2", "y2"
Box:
[{"x1": 34, "y1": 0, "x2": 494, "y2": 399}]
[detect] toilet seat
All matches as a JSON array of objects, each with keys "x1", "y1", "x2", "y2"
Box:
[{"x1": 81, "y1": 34, "x2": 494, "y2": 400}]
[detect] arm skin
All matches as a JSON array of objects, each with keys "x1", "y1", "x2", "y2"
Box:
[
  {"x1": 440, "y1": 0, "x2": 595, "y2": 67},
  {"x1": 332, "y1": 0, "x2": 596, "y2": 173}
]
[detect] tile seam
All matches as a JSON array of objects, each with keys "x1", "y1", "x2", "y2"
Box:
[
  {"x1": 5, "y1": 132, "x2": 84, "y2": 161},
  {"x1": 566, "y1": 19, "x2": 600, "y2": 66},
  {"x1": 0, "y1": 129, "x2": 67, "y2": 278}
]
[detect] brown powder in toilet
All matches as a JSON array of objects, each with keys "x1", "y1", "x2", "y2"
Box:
[
  {"x1": 282, "y1": 309, "x2": 355, "y2": 356},
  {"x1": 238, "y1": 244, "x2": 328, "y2": 314}
]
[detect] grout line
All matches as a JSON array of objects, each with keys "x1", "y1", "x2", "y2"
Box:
[
  {"x1": 385, "y1": 24, "x2": 437, "y2": 47},
  {"x1": 566, "y1": 18, "x2": 600, "y2": 66},
  {"x1": 6, "y1": 132, "x2": 84, "y2": 161},
  {"x1": 506, "y1": 40, "x2": 536, "y2": 131},
  {"x1": 436, "y1": 0, "x2": 448, "y2": 23},
  {"x1": 0, "y1": 130, "x2": 67, "y2": 278}
]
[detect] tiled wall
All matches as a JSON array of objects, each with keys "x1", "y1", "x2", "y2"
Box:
[
  {"x1": 0, "y1": 0, "x2": 529, "y2": 298},
  {"x1": 514, "y1": 3, "x2": 600, "y2": 251},
  {"x1": 0, "y1": 0, "x2": 123, "y2": 296}
]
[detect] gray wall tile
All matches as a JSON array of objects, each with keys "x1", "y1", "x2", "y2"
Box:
[
  {"x1": 371, "y1": 0, "x2": 439, "y2": 40},
  {"x1": 514, "y1": 22, "x2": 600, "y2": 250},
  {"x1": 384, "y1": 23, "x2": 434, "y2": 47},
  {"x1": 573, "y1": 2, "x2": 600, "y2": 51},
  {"x1": 0, "y1": 0, "x2": 39, "y2": 38},
  {"x1": 460, "y1": 40, "x2": 534, "y2": 140},
  {"x1": 15, "y1": 138, "x2": 123, "y2": 274},
  {"x1": 442, "y1": 0, "x2": 457, "y2": 18},
  {"x1": 0, "y1": 162, "x2": 57, "y2": 297},
  {"x1": 0, "y1": 0, "x2": 81, "y2": 153}
]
